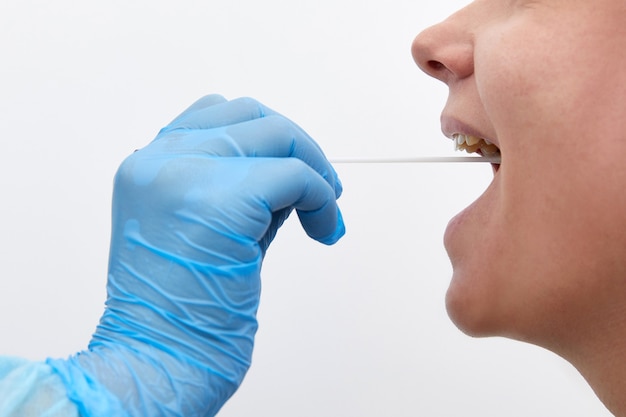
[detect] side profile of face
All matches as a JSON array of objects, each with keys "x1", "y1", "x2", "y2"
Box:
[{"x1": 412, "y1": 0, "x2": 626, "y2": 354}]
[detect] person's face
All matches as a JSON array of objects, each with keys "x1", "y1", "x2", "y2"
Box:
[{"x1": 412, "y1": 0, "x2": 626, "y2": 349}]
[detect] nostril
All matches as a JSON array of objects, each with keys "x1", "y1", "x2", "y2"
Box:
[
  {"x1": 428, "y1": 60, "x2": 446, "y2": 71},
  {"x1": 426, "y1": 60, "x2": 444, "y2": 71}
]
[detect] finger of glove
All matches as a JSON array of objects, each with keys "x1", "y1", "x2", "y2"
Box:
[
  {"x1": 160, "y1": 96, "x2": 276, "y2": 134},
  {"x1": 254, "y1": 158, "x2": 345, "y2": 245},
  {"x1": 156, "y1": 96, "x2": 343, "y2": 198},
  {"x1": 163, "y1": 94, "x2": 228, "y2": 130},
  {"x1": 159, "y1": 115, "x2": 343, "y2": 199},
  {"x1": 170, "y1": 96, "x2": 329, "y2": 161},
  {"x1": 153, "y1": 94, "x2": 227, "y2": 142},
  {"x1": 226, "y1": 116, "x2": 342, "y2": 199}
]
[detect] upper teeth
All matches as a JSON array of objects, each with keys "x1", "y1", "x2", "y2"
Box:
[{"x1": 452, "y1": 133, "x2": 500, "y2": 157}]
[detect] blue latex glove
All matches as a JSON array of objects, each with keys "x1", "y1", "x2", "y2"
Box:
[{"x1": 47, "y1": 95, "x2": 345, "y2": 416}]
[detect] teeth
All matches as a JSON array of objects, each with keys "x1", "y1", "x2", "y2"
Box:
[{"x1": 452, "y1": 133, "x2": 501, "y2": 158}]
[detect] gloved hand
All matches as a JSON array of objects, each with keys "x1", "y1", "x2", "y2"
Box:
[{"x1": 47, "y1": 94, "x2": 345, "y2": 417}]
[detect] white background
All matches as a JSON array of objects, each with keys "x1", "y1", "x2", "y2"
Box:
[{"x1": 0, "y1": 0, "x2": 612, "y2": 415}]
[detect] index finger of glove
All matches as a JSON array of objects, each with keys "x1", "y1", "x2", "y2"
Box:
[
  {"x1": 158, "y1": 97, "x2": 342, "y2": 199},
  {"x1": 224, "y1": 116, "x2": 343, "y2": 199}
]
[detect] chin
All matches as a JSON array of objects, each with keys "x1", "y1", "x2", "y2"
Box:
[{"x1": 444, "y1": 271, "x2": 506, "y2": 338}]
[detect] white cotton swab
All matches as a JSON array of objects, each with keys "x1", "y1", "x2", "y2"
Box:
[{"x1": 329, "y1": 155, "x2": 501, "y2": 164}]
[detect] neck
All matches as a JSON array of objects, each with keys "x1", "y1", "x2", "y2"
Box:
[
  {"x1": 569, "y1": 343, "x2": 626, "y2": 415},
  {"x1": 547, "y1": 306, "x2": 626, "y2": 416}
]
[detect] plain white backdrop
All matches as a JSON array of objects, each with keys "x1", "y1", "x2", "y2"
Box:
[{"x1": 0, "y1": 0, "x2": 612, "y2": 415}]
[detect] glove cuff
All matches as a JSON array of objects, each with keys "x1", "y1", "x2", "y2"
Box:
[{"x1": 48, "y1": 343, "x2": 240, "y2": 417}]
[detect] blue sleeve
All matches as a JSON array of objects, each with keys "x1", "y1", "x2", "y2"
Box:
[{"x1": 0, "y1": 356, "x2": 79, "y2": 417}]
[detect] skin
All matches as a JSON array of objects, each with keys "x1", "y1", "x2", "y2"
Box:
[{"x1": 411, "y1": 0, "x2": 626, "y2": 414}]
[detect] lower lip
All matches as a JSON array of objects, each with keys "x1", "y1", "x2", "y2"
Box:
[
  {"x1": 444, "y1": 200, "x2": 475, "y2": 249},
  {"x1": 444, "y1": 165, "x2": 501, "y2": 252}
]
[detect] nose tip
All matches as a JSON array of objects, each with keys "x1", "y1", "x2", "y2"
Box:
[
  {"x1": 411, "y1": 21, "x2": 474, "y2": 84},
  {"x1": 411, "y1": 29, "x2": 447, "y2": 81}
]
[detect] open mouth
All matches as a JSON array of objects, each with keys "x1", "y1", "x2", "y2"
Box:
[{"x1": 452, "y1": 133, "x2": 501, "y2": 173}]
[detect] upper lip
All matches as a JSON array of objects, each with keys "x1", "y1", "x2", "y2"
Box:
[{"x1": 440, "y1": 115, "x2": 499, "y2": 149}]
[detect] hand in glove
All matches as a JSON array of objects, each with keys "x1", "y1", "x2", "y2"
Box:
[{"x1": 47, "y1": 95, "x2": 345, "y2": 417}]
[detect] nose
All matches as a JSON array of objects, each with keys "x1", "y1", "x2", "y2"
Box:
[{"x1": 411, "y1": 14, "x2": 474, "y2": 84}]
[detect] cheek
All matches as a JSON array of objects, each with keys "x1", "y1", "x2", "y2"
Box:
[
  {"x1": 461, "y1": 23, "x2": 626, "y2": 341},
  {"x1": 475, "y1": 36, "x2": 563, "y2": 144},
  {"x1": 475, "y1": 14, "x2": 621, "y2": 145}
]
